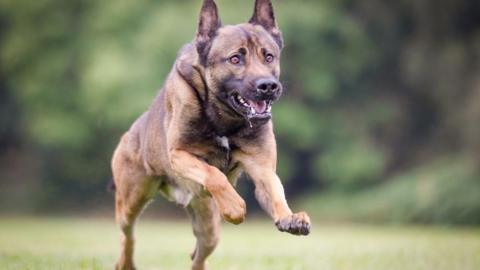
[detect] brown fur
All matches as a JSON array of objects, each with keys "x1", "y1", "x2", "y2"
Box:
[{"x1": 112, "y1": 1, "x2": 310, "y2": 269}]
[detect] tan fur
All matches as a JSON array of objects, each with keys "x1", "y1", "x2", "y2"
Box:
[{"x1": 112, "y1": 1, "x2": 310, "y2": 269}]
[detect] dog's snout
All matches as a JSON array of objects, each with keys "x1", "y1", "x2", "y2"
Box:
[{"x1": 256, "y1": 79, "x2": 280, "y2": 95}]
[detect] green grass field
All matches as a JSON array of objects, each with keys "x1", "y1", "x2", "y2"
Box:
[{"x1": 0, "y1": 217, "x2": 479, "y2": 270}]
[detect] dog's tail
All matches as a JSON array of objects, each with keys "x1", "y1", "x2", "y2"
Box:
[{"x1": 107, "y1": 178, "x2": 116, "y2": 193}]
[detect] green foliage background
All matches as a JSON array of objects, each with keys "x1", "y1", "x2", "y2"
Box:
[{"x1": 1, "y1": 0, "x2": 479, "y2": 224}]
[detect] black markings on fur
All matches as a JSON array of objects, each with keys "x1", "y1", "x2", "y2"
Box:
[{"x1": 192, "y1": 65, "x2": 210, "y2": 103}]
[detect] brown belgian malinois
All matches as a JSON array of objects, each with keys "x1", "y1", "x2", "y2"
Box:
[{"x1": 111, "y1": 0, "x2": 311, "y2": 269}]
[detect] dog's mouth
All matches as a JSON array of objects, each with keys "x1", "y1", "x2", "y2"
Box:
[{"x1": 229, "y1": 91, "x2": 273, "y2": 120}]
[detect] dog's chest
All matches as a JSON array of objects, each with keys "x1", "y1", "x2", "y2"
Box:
[
  {"x1": 203, "y1": 136, "x2": 235, "y2": 173},
  {"x1": 215, "y1": 136, "x2": 230, "y2": 151}
]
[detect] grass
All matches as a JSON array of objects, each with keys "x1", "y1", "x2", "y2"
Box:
[{"x1": 0, "y1": 217, "x2": 479, "y2": 270}]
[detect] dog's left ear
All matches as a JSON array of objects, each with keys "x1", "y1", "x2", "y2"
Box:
[
  {"x1": 249, "y1": 0, "x2": 283, "y2": 48},
  {"x1": 196, "y1": 0, "x2": 222, "y2": 66}
]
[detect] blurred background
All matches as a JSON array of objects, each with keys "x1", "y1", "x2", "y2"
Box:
[{"x1": 0, "y1": 0, "x2": 479, "y2": 225}]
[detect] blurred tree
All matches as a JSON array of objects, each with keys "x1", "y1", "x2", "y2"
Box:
[{"x1": 0, "y1": 0, "x2": 479, "y2": 223}]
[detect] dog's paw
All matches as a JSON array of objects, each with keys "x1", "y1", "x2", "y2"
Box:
[
  {"x1": 209, "y1": 184, "x2": 246, "y2": 225},
  {"x1": 218, "y1": 194, "x2": 246, "y2": 225},
  {"x1": 275, "y1": 211, "x2": 311, "y2": 235},
  {"x1": 115, "y1": 263, "x2": 136, "y2": 270},
  {"x1": 192, "y1": 262, "x2": 208, "y2": 270},
  {"x1": 205, "y1": 173, "x2": 246, "y2": 225}
]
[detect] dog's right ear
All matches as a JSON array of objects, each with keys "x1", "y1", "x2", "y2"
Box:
[{"x1": 196, "y1": 0, "x2": 222, "y2": 66}]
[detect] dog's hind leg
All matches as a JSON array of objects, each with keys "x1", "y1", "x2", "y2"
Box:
[
  {"x1": 187, "y1": 196, "x2": 221, "y2": 270},
  {"x1": 113, "y1": 152, "x2": 157, "y2": 270},
  {"x1": 114, "y1": 179, "x2": 151, "y2": 270}
]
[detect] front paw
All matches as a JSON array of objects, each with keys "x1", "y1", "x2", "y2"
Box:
[
  {"x1": 275, "y1": 211, "x2": 311, "y2": 235},
  {"x1": 205, "y1": 173, "x2": 246, "y2": 225},
  {"x1": 217, "y1": 193, "x2": 246, "y2": 225},
  {"x1": 209, "y1": 185, "x2": 246, "y2": 225}
]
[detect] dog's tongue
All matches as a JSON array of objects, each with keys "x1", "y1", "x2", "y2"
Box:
[{"x1": 248, "y1": 100, "x2": 267, "y2": 114}]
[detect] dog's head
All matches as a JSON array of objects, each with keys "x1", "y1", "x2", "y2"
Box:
[{"x1": 195, "y1": 0, "x2": 283, "y2": 122}]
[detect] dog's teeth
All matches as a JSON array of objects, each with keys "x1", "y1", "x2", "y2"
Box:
[
  {"x1": 267, "y1": 106, "x2": 272, "y2": 112},
  {"x1": 250, "y1": 107, "x2": 255, "y2": 114},
  {"x1": 238, "y1": 97, "x2": 249, "y2": 107}
]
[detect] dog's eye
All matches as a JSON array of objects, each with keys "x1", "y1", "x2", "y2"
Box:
[
  {"x1": 229, "y1": 55, "x2": 241, "y2": 65},
  {"x1": 265, "y1": 53, "x2": 274, "y2": 63}
]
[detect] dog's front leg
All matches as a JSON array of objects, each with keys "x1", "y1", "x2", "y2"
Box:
[
  {"x1": 243, "y1": 162, "x2": 310, "y2": 235},
  {"x1": 234, "y1": 133, "x2": 311, "y2": 235},
  {"x1": 170, "y1": 149, "x2": 246, "y2": 224}
]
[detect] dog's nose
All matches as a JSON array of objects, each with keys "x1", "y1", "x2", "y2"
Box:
[{"x1": 256, "y1": 79, "x2": 280, "y2": 95}]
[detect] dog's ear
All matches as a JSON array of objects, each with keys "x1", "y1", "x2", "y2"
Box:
[
  {"x1": 249, "y1": 0, "x2": 283, "y2": 48},
  {"x1": 196, "y1": 0, "x2": 222, "y2": 66}
]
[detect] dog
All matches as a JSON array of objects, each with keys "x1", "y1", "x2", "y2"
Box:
[{"x1": 111, "y1": 0, "x2": 311, "y2": 269}]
